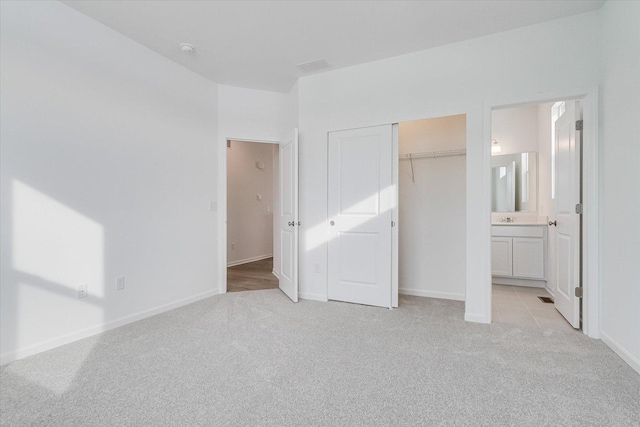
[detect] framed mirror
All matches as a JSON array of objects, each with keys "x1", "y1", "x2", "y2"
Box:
[{"x1": 491, "y1": 152, "x2": 537, "y2": 212}]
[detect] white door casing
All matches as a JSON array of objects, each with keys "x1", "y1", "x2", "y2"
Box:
[
  {"x1": 278, "y1": 129, "x2": 299, "y2": 302},
  {"x1": 327, "y1": 125, "x2": 394, "y2": 308},
  {"x1": 553, "y1": 101, "x2": 581, "y2": 328}
]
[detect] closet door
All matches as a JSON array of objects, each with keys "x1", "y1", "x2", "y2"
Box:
[{"x1": 327, "y1": 125, "x2": 394, "y2": 308}]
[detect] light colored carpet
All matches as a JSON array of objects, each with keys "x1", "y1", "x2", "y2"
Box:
[{"x1": 1, "y1": 290, "x2": 639, "y2": 426}]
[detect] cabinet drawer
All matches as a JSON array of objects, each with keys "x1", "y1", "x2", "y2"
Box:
[{"x1": 491, "y1": 225, "x2": 545, "y2": 238}]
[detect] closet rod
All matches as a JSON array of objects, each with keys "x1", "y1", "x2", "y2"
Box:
[
  {"x1": 399, "y1": 148, "x2": 466, "y2": 160},
  {"x1": 400, "y1": 148, "x2": 466, "y2": 183}
]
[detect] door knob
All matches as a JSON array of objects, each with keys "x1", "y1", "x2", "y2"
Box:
[
  {"x1": 548, "y1": 220, "x2": 557, "y2": 226},
  {"x1": 288, "y1": 221, "x2": 294, "y2": 226},
  {"x1": 330, "y1": 220, "x2": 335, "y2": 226}
]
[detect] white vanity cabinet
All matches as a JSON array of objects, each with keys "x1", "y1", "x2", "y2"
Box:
[{"x1": 491, "y1": 225, "x2": 547, "y2": 283}]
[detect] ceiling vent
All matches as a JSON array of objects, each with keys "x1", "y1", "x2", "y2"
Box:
[{"x1": 297, "y1": 59, "x2": 331, "y2": 74}]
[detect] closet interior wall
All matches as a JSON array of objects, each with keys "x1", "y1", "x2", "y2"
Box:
[{"x1": 398, "y1": 114, "x2": 467, "y2": 301}]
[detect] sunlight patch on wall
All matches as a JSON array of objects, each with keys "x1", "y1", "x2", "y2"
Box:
[
  {"x1": 12, "y1": 180, "x2": 104, "y2": 295},
  {"x1": 11, "y1": 179, "x2": 105, "y2": 386}
]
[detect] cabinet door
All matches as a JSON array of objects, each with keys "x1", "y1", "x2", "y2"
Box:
[
  {"x1": 512, "y1": 237, "x2": 545, "y2": 279},
  {"x1": 491, "y1": 237, "x2": 513, "y2": 276}
]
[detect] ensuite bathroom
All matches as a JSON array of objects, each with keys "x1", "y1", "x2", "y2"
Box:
[{"x1": 490, "y1": 100, "x2": 581, "y2": 331}]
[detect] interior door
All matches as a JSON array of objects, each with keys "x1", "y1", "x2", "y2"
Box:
[
  {"x1": 278, "y1": 128, "x2": 299, "y2": 302},
  {"x1": 552, "y1": 101, "x2": 581, "y2": 328},
  {"x1": 327, "y1": 125, "x2": 394, "y2": 308}
]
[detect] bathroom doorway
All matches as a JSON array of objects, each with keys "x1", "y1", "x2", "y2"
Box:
[{"x1": 489, "y1": 100, "x2": 583, "y2": 331}]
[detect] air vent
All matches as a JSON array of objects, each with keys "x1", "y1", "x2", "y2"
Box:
[
  {"x1": 538, "y1": 296, "x2": 554, "y2": 304},
  {"x1": 297, "y1": 59, "x2": 331, "y2": 73}
]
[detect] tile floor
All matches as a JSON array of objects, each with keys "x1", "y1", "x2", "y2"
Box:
[{"x1": 492, "y1": 284, "x2": 577, "y2": 332}]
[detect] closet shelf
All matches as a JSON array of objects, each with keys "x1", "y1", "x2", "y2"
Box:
[
  {"x1": 399, "y1": 148, "x2": 466, "y2": 159},
  {"x1": 400, "y1": 148, "x2": 466, "y2": 183}
]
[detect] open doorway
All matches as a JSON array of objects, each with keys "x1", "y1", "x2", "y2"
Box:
[
  {"x1": 489, "y1": 100, "x2": 582, "y2": 331},
  {"x1": 226, "y1": 139, "x2": 279, "y2": 292},
  {"x1": 397, "y1": 114, "x2": 467, "y2": 303}
]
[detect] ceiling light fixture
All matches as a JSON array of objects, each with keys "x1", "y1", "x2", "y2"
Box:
[
  {"x1": 491, "y1": 139, "x2": 502, "y2": 154},
  {"x1": 180, "y1": 43, "x2": 194, "y2": 53}
]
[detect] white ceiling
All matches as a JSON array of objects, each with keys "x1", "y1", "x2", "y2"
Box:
[{"x1": 62, "y1": 0, "x2": 606, "y2": 93}]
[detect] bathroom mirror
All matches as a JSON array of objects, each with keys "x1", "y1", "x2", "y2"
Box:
[{"x1": 491, "y1": 152, "x2": 537, "y2": 212}]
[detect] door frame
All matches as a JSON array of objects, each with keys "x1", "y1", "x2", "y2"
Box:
[
  {"x1": 218, "y1": 137, "x2": 280, "y2": 294},
  {"x1": 483, "y1": 86, "x2": 600, "y2": 338}
]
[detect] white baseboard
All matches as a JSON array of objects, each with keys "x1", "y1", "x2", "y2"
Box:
[
  {"x1": 227, "y1": 253, "x2": 273, "y2": 267},
  {"x1": 399, "y1": 288, "x2": 465, "y2": 301},
  {"x1": 465, "y1": 312, "x2": 491, "y2": 324},
  {"x1": 0, "y1": 288, "x2": 219, "y2": 366},
  {"x1": 299, "y1": 292, "x2": 328, "y2": 302},
  {"x1": 600, "y1": 330, "x2": 640, "y2": 375},
  {"x1": 492, "y1": 277, "x2": 546, "y2": 287},
  {"x1": 272, "y1": 270, "x2": 280, "y2": 280}
]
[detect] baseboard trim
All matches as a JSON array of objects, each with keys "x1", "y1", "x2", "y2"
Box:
[
  {"x1": 0, "y1": 288, "x2": 219, "y2": 366},
  {"x1": 227, "y1": 254, "x2": 273, "y2": 267},
  {"x1": 491, "y1": 277, "x2": 546, "y2": 287},
  {"x1": 299, "y1": 292, "x2": 328, "y2": 302},
  {"x1": 600, "y1": 330, "x2": 640, "y2": 375},
  {"x1": 272, "y1": 270, "x2": 280, "y2": 280},
  {"x1": 399, "y1": 288, "x2": 465, "y2": 301},
  {"x1": 465, "y1": 312, "x2": 491, "y2": 324}
]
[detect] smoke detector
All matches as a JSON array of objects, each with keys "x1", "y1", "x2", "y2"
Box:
[
  {"x1": 297, "y1": 59, "x2": 331, "y2": 73},
  {"x1": 180, "y1": 43, "x2": 194, "y2": 53}
]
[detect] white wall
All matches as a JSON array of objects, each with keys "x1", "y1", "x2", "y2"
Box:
[
  {"x1": 227, "y1": 141, "x2": 274, "y2": 266},
  {"x1": 0, "y1": 1, "x2": 219, "y2": 363},
  {"x1": 297, "y1": 10, "x2": 602, "y2": 318},
  {"x1": 398, "y1": 115, "x2": 466, "y2": 300},
  {"x1": 492, "y1": 105, "x2": 540, "y2": 154},
  {"x1": 599, "y1": 0, "x2": 640, "y2": 373}
]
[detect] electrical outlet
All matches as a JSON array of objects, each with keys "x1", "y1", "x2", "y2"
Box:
[
  {"x1": 77, "y1": 284, "x2": 88, "y2": 299},
  {"x1": 209, "y1": 201, "x2": 217, "y2": 212},
  {"x1": 116, "y1": 276, "x2": 125, "y2": 291}
]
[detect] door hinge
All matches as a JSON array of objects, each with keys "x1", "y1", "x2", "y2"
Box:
[
  {"x1": 391, "y1": 221, "x2": 396, "y2": 227},
  {"x1": 575, "y1": 120, "x2": 583, "y2": 131},
  {"x1": 575, "y1": 203, "x2": 583, "y2": 214},
  {"x1": 575, "y1": 287, "x2": 583, "y2": 298}
]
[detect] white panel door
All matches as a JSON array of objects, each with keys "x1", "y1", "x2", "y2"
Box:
[
  {"x1": 328, "y1": 125, "x2": 394, "y2": 308},
  {"x1": 553, "y1": 101, "x2": 581, "y2": 328},
  {"x1": 278, "y1": 129, "x2": 299, "y2": 302}
]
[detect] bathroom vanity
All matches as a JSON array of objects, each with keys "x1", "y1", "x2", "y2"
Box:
[{"x1": 491, "y1": 224, "x2": 547, "y2": 287}]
